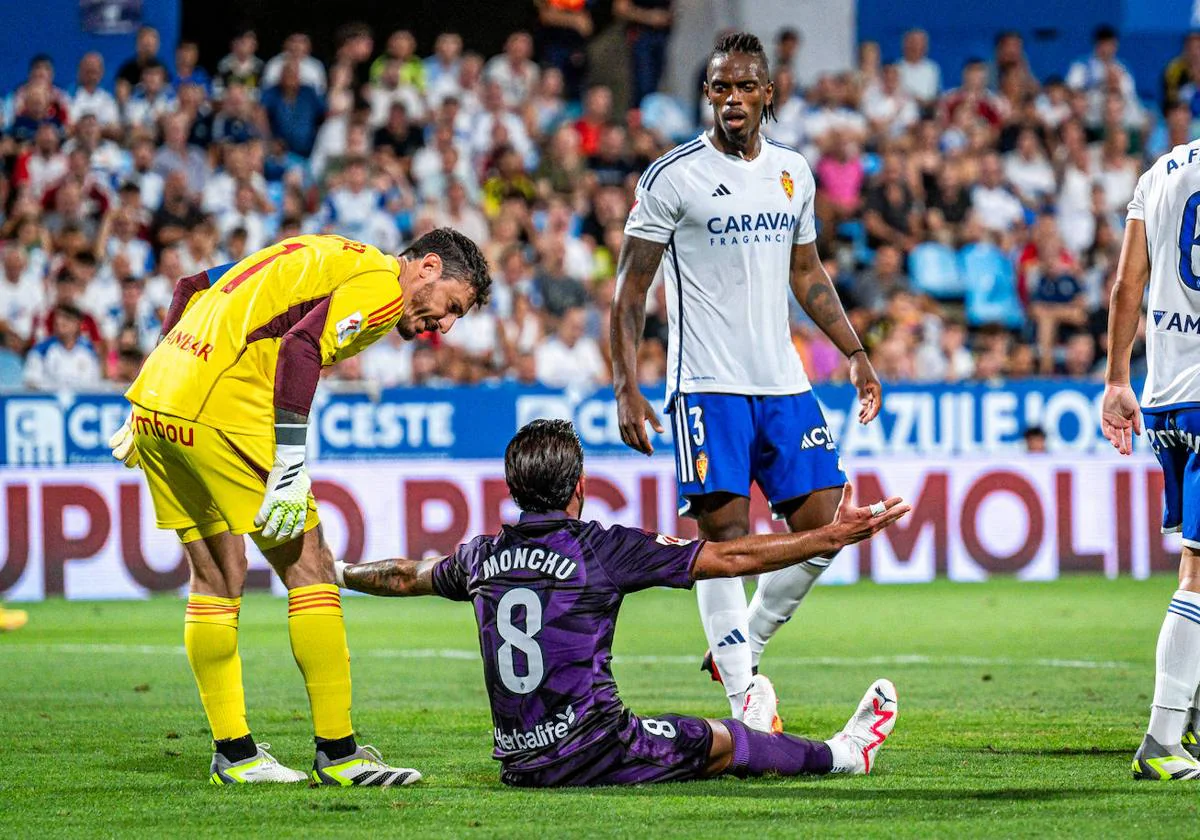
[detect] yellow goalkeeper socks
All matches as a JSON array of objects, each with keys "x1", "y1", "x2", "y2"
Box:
[
  {"x1": 184, "y1": 595, "x2": 249, "y2": 742},
  {"x1": 287, "y1": 584, "x2": 354, "y2": 741}
]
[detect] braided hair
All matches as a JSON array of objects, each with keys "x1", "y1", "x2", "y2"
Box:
[{"x1": 709, "y1": 31, "x2": 775, "y2": 124}]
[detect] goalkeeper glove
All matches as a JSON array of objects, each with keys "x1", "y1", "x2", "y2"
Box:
[
  {"x1": 254, "y1": 424, "x2": 311, "y2": 542},
  {"x1": 108, "y1": 415, "x2": 141, "y2": 468}
]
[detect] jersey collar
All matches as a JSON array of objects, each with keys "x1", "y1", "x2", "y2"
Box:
[
  {"x1": 701, "y1": 130, "x2": 767, "y2": 168},
  {"x1": 517, "y1": 510, "x2": 574, "y2": 523}
]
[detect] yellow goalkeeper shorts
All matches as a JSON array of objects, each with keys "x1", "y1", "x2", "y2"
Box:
[{"x1": 130, "y1": 406, "x2": 319, "y2": 545}]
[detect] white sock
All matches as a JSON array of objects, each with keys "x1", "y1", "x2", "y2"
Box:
[
  {"x1": 825, "y1": 734, "x2": 854, "y2": 773},
  {"x1": 1147, "y1": 590, "x2": 1200, "y2": 746},
  {"x1": 696, "y1": 577, "x2": 753, "y2": 716},
  {"x1": 747, "y1": 560, "x2": 827, "y2": 669}
]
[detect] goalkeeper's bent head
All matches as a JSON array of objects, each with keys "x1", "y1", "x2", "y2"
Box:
[{"x1": 395, "y1": 227, "x2": 492, "y2": 337}]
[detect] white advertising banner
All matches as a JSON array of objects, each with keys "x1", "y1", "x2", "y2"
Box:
[{"x1": 0, "y1": 456, "x2": 1180, "y2": 601}]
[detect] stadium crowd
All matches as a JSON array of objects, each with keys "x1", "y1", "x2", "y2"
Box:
[{"x1": 0, "y1": 12, "x2": 1186, "y2": 394}]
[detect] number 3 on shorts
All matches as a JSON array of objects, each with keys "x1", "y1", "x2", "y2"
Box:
[{"x1": 641, "y1": 719, "x2": 677, "y2": 738}]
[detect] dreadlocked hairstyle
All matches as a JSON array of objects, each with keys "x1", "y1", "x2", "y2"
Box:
[{"x1": 709, "y1": 31, "x2": 776, "y2": 124}]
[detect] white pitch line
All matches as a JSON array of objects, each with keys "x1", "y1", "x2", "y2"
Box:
[{"x1": 0, "y1": 643, "x2": 1133, "y2": 670}]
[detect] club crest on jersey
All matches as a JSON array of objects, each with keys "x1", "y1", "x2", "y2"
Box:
[
  {"x1": 695, "y1": 451, "x2": 709, "y2": 483},
  {"x1": 780, "y1": 169, "x2": 794, "y2": 200},
  {"x1": 336, "y1": 312, "x2": 362, "y2": 345}
]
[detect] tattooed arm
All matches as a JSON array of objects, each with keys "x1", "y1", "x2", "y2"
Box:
[
  {"x1": 337, "y1": 558, "x2": 442, "y2": 597},
  {"x1": 611, "y1": 234, "x2": 668, "y2": 454},
  {"x1": 789, "y1": 241, "x2": 882, "y2": 424}
]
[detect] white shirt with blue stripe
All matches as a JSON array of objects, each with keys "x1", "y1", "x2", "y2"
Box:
[
  {"x1": 1131, "y1": 139, "x2": 1200, "y2": 412},
  {"x1": 624, "y1": 132, "x2": 816, "y2": 400}
]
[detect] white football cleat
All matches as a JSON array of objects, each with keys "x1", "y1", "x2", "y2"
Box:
[
  {"x1": 210, "y1": 743, "x2": 308, "y2": 784},
  {"x1": 312, "y1": 744, "x2": 422, "y2": 787},
  {"x1": 741, "y1": 674, "x2": 783, "y2": 734},
  {"x1": 827, "y1": 678, "x2": 898, "y2": 774}
]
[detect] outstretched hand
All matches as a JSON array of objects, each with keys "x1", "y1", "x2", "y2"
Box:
[{"x1": 830, "y1": 482, "x2": 910, "y2": 546}]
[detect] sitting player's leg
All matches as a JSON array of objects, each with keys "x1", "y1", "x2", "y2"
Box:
[
  {"x1": 709, "y1": 677, "x2": 898, "y2": 779},
  {"x1": 745, "y1": 393, "x2": 847, "y2": 670},
  {"x1": 693, "y1": 494, "x2": 755, "y2": 718},
  {"x1": 260, "y1": 527, "x2": 420, "y2": 787}
]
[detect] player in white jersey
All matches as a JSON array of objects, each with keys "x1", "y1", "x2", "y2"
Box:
[
  {"x1": 1104, "y1": 139, "x2": 1200, "y2": 780},
  {"x1": 612, "y1": 32, "x2": 882, "y2": 721}
]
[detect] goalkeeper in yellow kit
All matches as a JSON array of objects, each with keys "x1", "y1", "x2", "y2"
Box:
[{"x1": 109, "y1": 228, "x2": 490, "y2": 785}]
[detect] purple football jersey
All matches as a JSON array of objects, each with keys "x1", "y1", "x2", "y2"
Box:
[{"x1": 432, "y1": 511, "x2": 703, "y2": 774}]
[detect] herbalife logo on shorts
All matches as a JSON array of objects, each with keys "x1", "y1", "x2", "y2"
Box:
[{"x1": 494, "y1": 706, "x2": 576, "y2": 753}]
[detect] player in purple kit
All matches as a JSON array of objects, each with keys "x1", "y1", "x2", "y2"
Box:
[{"x1": 335, "y1": 420, "x2": 907, "y2": 787}]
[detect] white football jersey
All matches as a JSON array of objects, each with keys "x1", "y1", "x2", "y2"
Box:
[
  {"x1": 624, "y1": 132, "x2": 815, "y2": 401},
  {"x1": 1131, "y1": 140, "x2": 1200, "y2": 409}
]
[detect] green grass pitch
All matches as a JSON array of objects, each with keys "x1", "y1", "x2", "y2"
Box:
[{"x1": 3, "y1": 576, "x2": 1200, "y2": 837}]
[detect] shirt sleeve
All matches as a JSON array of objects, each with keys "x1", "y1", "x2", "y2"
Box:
[
  {"x1": 431, "y1": 551, "x2": 471, "y2": 601},
  {"x1": 318, "y1": 269, "x2": 405, "y2": 365},
  {"x1": 793, "y1": 159, "x2": 817, "y2": 245},
  {"x1": 1127, "y1": 171, "x2": 1148, "y2": 222},
  {"x1": 624, "y1": 170, "x2": 683, "y2": 244},
  {"x1": 598, "y1": 524, "x2": 704, "y2": 593}
]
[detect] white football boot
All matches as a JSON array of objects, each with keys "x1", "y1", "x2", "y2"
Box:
[
  {"x1": 312, "y1": 744, "x2": 422, "y2": 787},
  {"x1": 741, "y1": 674, "x2": 784, "y2": 734},
  {"x1": 826, "y1": 679, "x2": 898, "y2": 775},
  {"x1": 210, "y1": 743, "x2": 308, "y2": 784}
]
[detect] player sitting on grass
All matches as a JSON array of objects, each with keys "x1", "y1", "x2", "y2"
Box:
[
  {"x1": 335, "y1": 419, "x2": 907, "y2": 787},
  {"x1": 109, "y1": 229, "x2": 490, "y2": 785}
]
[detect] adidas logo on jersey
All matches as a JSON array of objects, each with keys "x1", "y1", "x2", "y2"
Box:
[
  {"x1": 716, "y1": 629, "x2": 746, "y2": 647},
  {"x1": 711, "y1": 184, "x2": 732, "y2": 197},
  {"x1": 800, "y1": 425, "x2": 836, "y2": 451}
]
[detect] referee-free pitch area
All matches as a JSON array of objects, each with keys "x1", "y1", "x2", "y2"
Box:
[{"x1": 2, "y1": 576, "x2": 1197, "y2": 838}]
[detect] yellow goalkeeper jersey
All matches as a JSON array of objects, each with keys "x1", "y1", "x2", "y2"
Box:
[{"x1": 127, "y1": 234, "x2": 404, "y2": 436}]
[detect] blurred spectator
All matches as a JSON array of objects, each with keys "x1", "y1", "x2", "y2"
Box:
[
  {"x1": 485, "y1": 31, "x2": 540, "y2": 109},
  {"x1": 0, "y1": 246, "x2": 45, "y2": 348},
  {"x1": 152, "y1": 172, "x2": 204, "y2": 251},
  {"x1": 360, "y1": 329, "x2": 414, "y2": 387},
  {"x1": 123, "y1": 62, "x2": 175, "y2": 131},
  {"x1": 71, "y1": 53, "x2": 119, "y2": 128},
  {"x1": 989, "y1": 31, "x2": 1035, "y2": 91},
  {"x1": 847, "y1": 245, "x2": 910, "y2": 313},
  {"x1": 971, "y1": 152, "x2": 1025, "y2": 235},
  {"x1": 265, "y1": 33, "x2": 328, "y2": 95},
  {"x1": 764, "y1": 67, "x2": 805, "y2": 150},
  {"x1": 262, "y1": 61, "x2": 325, "y2": 156},
  {"x1": 23, "y1": 303, "x2": 102, "y2": 391},
  {"x1": 1027, "y1": 244, "x2": 1087, "y2": 373},
  {"x1": 127, "y1": 137, "x2": 165, "y2": 211},
  {"x1": 433, "y1": 179, "x2": 489, "y2": 244},
  {"x1": 370, "y1": 30, "x2": 423, "y2": 91},
  {"x1": 215, "y1": 28, "x2": 264, "y2": 99},
  {"x1": 573, "y1": 85, "x2": 612, "y2": 156},
  {"x1": 425, "y1": 32, "x2": 464, "y2": 93},
  {"x1": 535, "y1": 0, "x2": 594, "y2": 101},
  {"x1": 1004, "y1": 127, "x2": 1055, "y2": 209},
  {"x1": 940, "y1": 59, "x2": 1002, "y2": 128},
  {"x1": 1023, "y1": 425, "x2": 1048, "y2": 453},
  {"x1": 154, "y1": 114, "x2": 208, "y2": 195},
  {"x1": 534, "y1": 306, "x2": 604, "y2": 387},
  {"x1": 13, "y1": 123, "x2": 68, "y2": 201},
  {"x1": 774, "y1": 28, "x2": 802, "y2": 85},
  {"x1": 116, "y1": 26, "x2": 161, "y2": 98},
  {"x1": 1163, "y1": 32, "x2": 1200, "y2": 113},
  {"x1": 863, "y1": 63, "x2": 918, "y2": 139},
  {"x1": 898, "y1": 28, "x2": 941, "y2": 108},
  {"x1": 370, "y1": 59, "x2": 427, "y2": 126},
  {"x1": 614, "y1": 0, "x2": 673, "y2": 108},
  {"x1": 533, "y1": 237, "x2": 587, "y2": 317},
  {"x1": 211, "y1": 84, "x2": 263, "y2": 144},
  {"x1": 863, "y1": 152, "x2": 919, "y2": 250},
  {"x1": 173, "y1": 41, "x2": 212, "y2": 92}
]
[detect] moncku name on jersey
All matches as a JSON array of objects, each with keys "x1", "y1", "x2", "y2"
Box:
[{"x1": 479, "y1": 546, "x2": 578, "y2": 582}]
